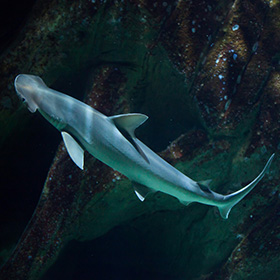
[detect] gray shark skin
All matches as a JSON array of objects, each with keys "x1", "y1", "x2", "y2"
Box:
[{"x1": 14, "y1": 74, "x2": 275, "y2": 219}]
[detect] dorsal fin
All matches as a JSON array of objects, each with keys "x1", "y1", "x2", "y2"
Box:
[
  {"x1": 109, "y1": 113, "x2": 148, "y2": 137},
  {"x1": 109, "y1": 113, "x2": 149, "y2": 163}
]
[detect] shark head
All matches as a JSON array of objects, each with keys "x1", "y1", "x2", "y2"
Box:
[{"x1": 14, "y1": 74, "x2": 47, "y2": 113}]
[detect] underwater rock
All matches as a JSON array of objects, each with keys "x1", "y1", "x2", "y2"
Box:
[
  {"x1": 205, "y1": 192, "x2": 280, "y2": 280},
  {"x1": 192, "y1": 0, "x2": 271, "y2": 137},
  {"x1": 0, "y1": 0, "x2": 280, "y2": 279}
]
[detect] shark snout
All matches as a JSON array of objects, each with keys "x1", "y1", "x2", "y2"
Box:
[
  {"x1": 14, "y1": 74, "x2": 26, "y2": 97},
  {"x1": 14, "y1": 74, "x2": 46, "y2": 113}
]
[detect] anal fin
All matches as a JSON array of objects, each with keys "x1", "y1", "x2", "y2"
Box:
[{"x1": 179, "y1": 200, "x2": 191, "y2": 206}]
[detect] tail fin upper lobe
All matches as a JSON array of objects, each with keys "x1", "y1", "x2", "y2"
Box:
[{"x1": 218, "y1": 154, "x2": 275, "y2": 219}]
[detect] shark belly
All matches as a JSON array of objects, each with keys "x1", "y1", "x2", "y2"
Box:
[{"x1": 92, "y1": 135, "x2": 202, "y2": 204}]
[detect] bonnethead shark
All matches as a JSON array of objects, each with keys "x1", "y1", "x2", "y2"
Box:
[{"x1": 14, "y1": 74, "x2": 274, "y2": 219}]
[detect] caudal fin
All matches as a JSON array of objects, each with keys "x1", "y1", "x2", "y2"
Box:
[{"x1": 218, "y1": 154, "x2": 275, "y2": 219}]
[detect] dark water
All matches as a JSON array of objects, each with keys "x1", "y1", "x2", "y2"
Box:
[
  {"x1": 43, "y1": 227, "x2": 175, "y2": 280},
  {"x1": 0, "y1": 113, "x2": 61, "y2": 255},
  {"x1": 1, "y1": 1, "x2": 280, "y2": 280}
]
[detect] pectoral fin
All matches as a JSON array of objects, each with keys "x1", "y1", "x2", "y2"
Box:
[
  {"x1": 133, "y1": 182, "x2": 155, "y2": 201},
  {"x1": 61, "y1": 131, "x2": 84, "y2": 170}
]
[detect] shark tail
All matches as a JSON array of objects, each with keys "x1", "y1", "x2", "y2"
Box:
[{"x1": 218, "y1": 154, "x2": 275, "y2": 219}]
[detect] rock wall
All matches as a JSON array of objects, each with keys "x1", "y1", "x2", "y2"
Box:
[{"x1": 0, "y1": 0, "x2": 279, "y2": 279}]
